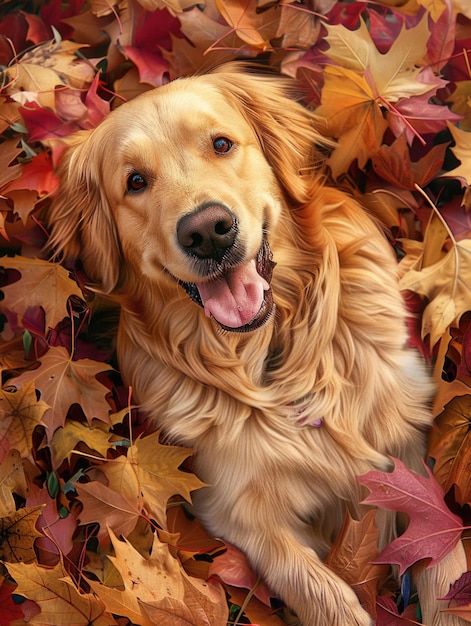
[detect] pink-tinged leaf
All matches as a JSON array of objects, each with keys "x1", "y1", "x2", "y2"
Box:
[
  {"x1": 20, "y1": 102, "x2": 79, "y2": 142},
  {"x1": 208, "y1": 542, "x2": 272, "y2": 606},
  {"x1": 442, "y1": 571, "x2": 471, "y2": 606},
  {"x1": 376, "y1": 596, "x2": 418, "y2": 625},
  {"x1": 359, "y1": 458, "x2": 463, "y2": 575},
  {"x1": 388, "y1": 91, "x2": 463, "y2": 142},
  {"x1": 26, "y1": 481, "x2": 76, "y2": 563},
  {"x1": 425, "y1": 0, "x2": 456, "y2": 72}
]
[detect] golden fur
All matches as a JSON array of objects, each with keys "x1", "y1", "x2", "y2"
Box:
[{"x1": 48, "y1": 65, "x2": 467, "y2": 625}]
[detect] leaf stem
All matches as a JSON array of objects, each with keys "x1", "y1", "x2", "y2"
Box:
[{"x1": 414, "y1": 183, "x2": 459, "y2": 300}]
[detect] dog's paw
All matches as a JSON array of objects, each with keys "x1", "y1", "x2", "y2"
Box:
[{"x1": 298, "y1": 598, "x2": 373, "y2": 626}]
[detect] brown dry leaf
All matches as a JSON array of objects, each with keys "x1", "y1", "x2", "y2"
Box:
[
  {"x1": 428, "y1": 395, "x2": 471, "y2": 505},
  {"x1": 130, "y1": 430, "x2": 205, "y2": 528},
  {"x1": 0, "y1": 505, "x2": 44, "y2": 563},
  {"x1": 326, "y1": 510, "x2": 388, "y2": 619},
  {"x1": 276, "y1": 0, "x2": 336, "y2": 49},
  {"x1": 0, "y1": 334, "x2": 32, "y2": 377},
  {"x1": 0, "y1": 381, "x2": 49, "y2": 462},
  {"x1": 164, "y1": 7, "x2": 239, "y2": 79},
  {"x1": 371, "y1": 135, "x2": 449, "y2": 191},
  {"x1": 445, "y1": 121, "x2": 471, "y2": 184},
  {"x1": 399, "y1": 238, "x2": 471, "y2": 346},
  {"x1": 0, "y1": 101, "x2": 22, "y2": 135},
  {"x1": 76, "y1": 474, "x2": 143, "y2": 541},
  {"x1": 89, "y1": 529, "x2": 228, "y2": 626},
  {"x1": 6, "y1": 559, "x2": 116, "y2": 625},
  {"x1": 0, "y1": 256, "x2": 82, "y2": 332},
  {"x1": 0, "y1": 449, "x2": 27, "y2": 517},
  {"x1": 113, "y1": 67, "x2": 152, "y2": 103},
  {"x1": 13, "y1": 346, "x2": 113, "y2": 428},
  {"x1": 447, "y1": 81, "x2": 471, "y2": 131},
  {"x1": 5, "y1": 190, "x2": 39, "y2": 225},
  {"x1": 0, "y1": 140, "x2": 23, "y2": 189}
]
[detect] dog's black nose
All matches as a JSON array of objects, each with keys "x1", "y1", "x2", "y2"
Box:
[{"x1": 177, "y1": 204, "x2": 237, "y2": 260}]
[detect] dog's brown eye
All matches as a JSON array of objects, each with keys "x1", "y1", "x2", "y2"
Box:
[
  {"x1": 213, "y1": 137, "x2": 233, "y2": 154},
  {"x1": 127, "y1": 172, "x2": 147, "y2": 193}
]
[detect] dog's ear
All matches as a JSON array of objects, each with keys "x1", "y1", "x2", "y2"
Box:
[
  {"x1": 47, "y1": 130, "x2": 122, "y2": 293},
  {"x1": 209, "y1": 64, "x2": 330, "y2": 206}
]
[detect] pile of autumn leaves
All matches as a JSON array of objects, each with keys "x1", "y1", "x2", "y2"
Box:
[{"x1": 1, "y1": 0, "x2": 471, "y2": 624}]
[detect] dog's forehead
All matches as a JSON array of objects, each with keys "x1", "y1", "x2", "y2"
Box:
[{"x1": 113, "y1": 79, "x2": 247, "y2": 140}]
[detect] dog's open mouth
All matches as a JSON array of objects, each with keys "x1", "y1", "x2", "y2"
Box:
[{"x1": 179, "y1": 240, "x2": 276, "y2": 332}]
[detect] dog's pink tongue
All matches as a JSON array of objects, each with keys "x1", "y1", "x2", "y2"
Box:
[{"x1": 197, "y1": 260, "x2": 269, "y2": 328}]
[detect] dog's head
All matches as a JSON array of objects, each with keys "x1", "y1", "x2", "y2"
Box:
[{"x1": 48, "y1": 64, "x2": 325, "y2": 332}]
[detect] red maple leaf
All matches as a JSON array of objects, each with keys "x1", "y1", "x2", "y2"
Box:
[
  {"x1": 121, "y1": 7, "x2": 182, "y2": 87},
  {"x1": 0, "y1": 579, "x2": 25, "y2": 625},
  {"x1": 359, "y1": 458, "x2": 463, "y2": 574},
  {"x1": 20, "y1": 102, "x2": 79, "y2": 143},
  {"x1": 4, "y1": 151, "x2": 59, "y2": 197},
  {"x1": 376, "y1": 596, "x2": 419, "y2": 625}
]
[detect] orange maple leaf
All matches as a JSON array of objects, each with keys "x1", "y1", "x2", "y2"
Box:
[
  {"x1": 315, "y1": 65, "x2": 388, "y2": 177},
  {"x1": 0, "y1": 256, "x2": 82, "y2": 332}
]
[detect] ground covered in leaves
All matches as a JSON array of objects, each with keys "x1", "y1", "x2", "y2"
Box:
[{"x1": 0, "y1": 0, "x2": 471, "y2": 624}]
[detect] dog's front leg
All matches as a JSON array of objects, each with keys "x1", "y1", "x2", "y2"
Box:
[{"x1": 239, "y1": 526, "x2": 373, "y2": 626}]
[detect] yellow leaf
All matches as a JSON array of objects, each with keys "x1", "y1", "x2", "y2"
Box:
[
  {"x1": 6, "y1": 40, "x2": 94, "y2": 110},
  {"x1": 49, "y1": 420, "x2": 113, "y2": 468},
  {"x1": 399, "y1": 238, "x2": 471, "y2": 345},
  {"x1": 323, "y1": 16, "x2": 431, "y2": 103},
  {"x1": 89, "y1": 529, "x2": 227, "y2": 626},
  {"x1": 13, "y1": 346, "x2": 113, "y2": 427},
  {"x1": 421, "y1": 211, "x2": 450, "y2": 268},
  {"x1": 0, "y1": 381, "x2": 49, "y2": 461},
  {"x1": 445, "y1": 122, "x2": 471, "y2": 184},
  {"x1": 0, "y1": 506, "x2": 44, "y2": 563},
  {"x1": 130, "y1": 431, "x2": 205, "y2": 528},
  {"x1": 418, "y1": 0, "x2": 448, "y2": 21},
  {"x1": 0, "y1": 256, "x2": 82, "y2": 332},
  {"x1": 452, "y1": 0, "x2": 471, "y2": 19},
  {"x1": 6, "y1": 559, "x2": 116, "y2": 625}
]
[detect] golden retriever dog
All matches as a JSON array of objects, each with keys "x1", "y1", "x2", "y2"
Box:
[{"x1": 48, "y1": 64, "x2": 467, "y2": 625}]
